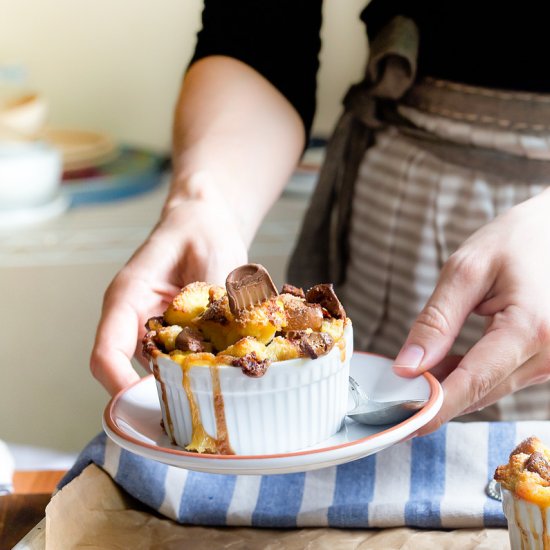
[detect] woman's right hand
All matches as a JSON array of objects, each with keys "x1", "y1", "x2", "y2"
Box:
[{"x1": 90, "y1": 175, "x2": 248, "y2": 396}]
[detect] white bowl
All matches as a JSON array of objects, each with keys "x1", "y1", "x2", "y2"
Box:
[
  {"x1": 0, "y1": 142, "x2": 62, "y2": 209},
  {"x1": 0, "y1": 93, "x2": 48, "y2": 138},
  {"x1": 152, "y1": 324, "x2": 353, "y2": 455},
  {"x1": 502, "y1": 487, "x2": 550, "y2": 549}
]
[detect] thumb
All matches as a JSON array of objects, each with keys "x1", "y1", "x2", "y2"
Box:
[{"x1": 392, "y1": 257, "x2": 492, "y2": 377}]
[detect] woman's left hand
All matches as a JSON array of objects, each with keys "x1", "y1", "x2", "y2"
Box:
[{"x1": 393, "y1": 188, "x2": 550, "y2": 435}]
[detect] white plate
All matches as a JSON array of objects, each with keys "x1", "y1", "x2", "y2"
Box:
[{"x1": 103, "y1": 352, "x2": 443, "y2": 475}]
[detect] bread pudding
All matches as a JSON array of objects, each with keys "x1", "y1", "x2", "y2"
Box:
[
  {"x1": 143, "y1": 264, "x2": 352, "y2": 456},
  {"x1": 495, "y1": 436, "x2": 550, "y2": 549}
]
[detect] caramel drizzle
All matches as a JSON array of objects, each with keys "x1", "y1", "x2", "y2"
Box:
[
  {"x1": 542, "y1": 504, "x2": 549, "y2": 550},
  {"x1": 337, "y1": 337, "x2": 346, "y2": 363},
  {"x1": 529, "y1": 505, "x2": 540, "y2": 542},
  {"x1": 514, "y1": 499, "x2": 530, "y2": 550},
  {"x1": 513, "y1": 496, "x2": 550, "y2": 550},
  {"x1": 210, "y1": 365, "x2": 234, "y2": 455},
  {"x1": 173, "y1": 353, "x2": 234, "y2": 455}
]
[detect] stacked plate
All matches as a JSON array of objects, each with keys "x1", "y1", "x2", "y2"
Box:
[
  {"x1": 40, "y1": 128, "x2": 166, "y2": 206},
  {"x1": 0, "y1": 89, "x2": 166, "y2": 223},
  {"x1": 58, "y1": 145, "x2": 166, "y2": 206},
  {"x1": 42, "y1": 128, "x2": 118, "y2": 173}
]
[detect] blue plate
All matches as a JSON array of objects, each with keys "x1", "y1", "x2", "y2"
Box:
[{"x1": 61, "y1": 146, "x2": 168, "y2": 206}]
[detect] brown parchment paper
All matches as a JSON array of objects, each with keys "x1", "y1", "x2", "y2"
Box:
[{"x1": 44, "y1": 465, "x2": 511, "y2": 549}]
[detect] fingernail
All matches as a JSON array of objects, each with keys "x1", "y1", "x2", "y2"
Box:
[{"x1": 394, "y1": 344, "x2": 425, "y2": 371}]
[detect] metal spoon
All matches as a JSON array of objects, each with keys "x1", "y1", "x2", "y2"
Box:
[{"x1": 347, "y1": 376, "x2": 427, "y2": 425}]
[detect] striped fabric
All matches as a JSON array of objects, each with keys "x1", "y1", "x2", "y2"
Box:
[
  {"x1": 61, "y1": 422, "x2": 550, "y2": 528},
  {"x1": 341, "y1": 120, "x2": 550, "y2": 421},
  {"x1": 398, "y1": 104, "x2": 550, "y2": 160}
]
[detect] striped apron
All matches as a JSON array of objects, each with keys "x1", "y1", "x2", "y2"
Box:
[{"x1": 288, "y1": 17, "x2": 550, "y2": 421}]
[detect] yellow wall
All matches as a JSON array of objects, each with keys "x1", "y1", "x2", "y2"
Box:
[{"x1": 1, "y1": 0, "x2": 367, "y2": 151}]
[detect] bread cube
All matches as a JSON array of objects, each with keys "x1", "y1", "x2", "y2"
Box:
[
  {"x1": 156, "y1": 325, "x2": 183, "y2": 352},
  {"x1": 233, "y1": 296, "x2": 286, "y2": 345},
  {"x1": 218, "y1": 337, "x2": 268, "y2": 360},
  {"x1": 266, "y1": 336, "x2": 302, "y2": 362},
  {"x1": 164, "y1": 282, "x2": 222, "y2": 327},
  {"x1": 321, "y1": 318, "x2": 345, "y2": 341}
]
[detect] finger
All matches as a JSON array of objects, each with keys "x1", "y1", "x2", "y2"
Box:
[
  {"x1": 91, "y1": 298, "x2": 141, "y2": 396},
  {"x1": 90, "y1": 273, "x2": 165, "y2": 396},
  {"x1": 460, "y1": 351, "x2": 550, "y2": 415},
  {"x1": 394, "y1": 254, "x2": 494, "y2": 377},
  {"x1": 416, "y1": 320, "x2": 537, "y2": 436}
]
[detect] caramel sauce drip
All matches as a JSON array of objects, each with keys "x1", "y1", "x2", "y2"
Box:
[
  {"x1": 512, "y1": 496, "x2": 550, "y2": 550},
  {"x1": 514, "y1": 498, "x2": 530, "y2": 550},
  {"x1": 172, "y1": 353, "x2": 234, "y2": 455},
  {"x1": 529, "y1": 505, "x2": 540, "y2": 542},
  {"x1": 542, "y1": 504, "x2": 549, "y2": 550},
  {"x1": 210, "y1": 365, "x2": 234, "y2": 455},
  {"x1": 338, "y1": 337, "x2": 346, "y2": 363}
]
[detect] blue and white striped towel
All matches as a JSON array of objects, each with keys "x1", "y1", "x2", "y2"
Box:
[{"x1": 60, "y1": 421, "x2": 550, "y2": 529}]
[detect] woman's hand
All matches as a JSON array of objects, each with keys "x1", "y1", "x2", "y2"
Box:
[
  {"x1": 90, "y1": 56, "x2": 306, "y2": 396},
  {"x1": 90, "y1": 176, "x2": 247, "y2": 396},
  {"x1": 393, "y1": 188, "x2": 550, "y2": 435}
]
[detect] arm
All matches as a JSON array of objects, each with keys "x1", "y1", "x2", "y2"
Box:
[
  {"x1": 167, "y1": 55, "x2": 305, "y2": 245},
  {"x1": 90, "y1": 56, "x2": 305, "y2": 395}
]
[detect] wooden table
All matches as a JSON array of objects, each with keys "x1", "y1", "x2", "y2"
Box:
[{"x1": 0, "y1": 471, "x2": 65, "y2": 549}]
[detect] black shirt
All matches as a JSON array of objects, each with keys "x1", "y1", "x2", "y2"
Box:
[{"x1": 190, "y1": 1, "x2": 550, "y2": 137}]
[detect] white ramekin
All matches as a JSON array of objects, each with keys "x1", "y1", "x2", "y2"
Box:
[
  {"x1": 502, "y1": 487, "x2": 550, "y2": 550},
  {"x1": 152, "y1": 324, "x2": 353, "y2": 455},
  {"x1": 0, "y1": 142, "x2": 61, "y2": 209},
  {"x1": 0, "y1": 93, "x2": 48, "y2": 138}
]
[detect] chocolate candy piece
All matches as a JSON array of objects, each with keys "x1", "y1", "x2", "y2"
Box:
[
  {"x1": 142, "y1": 330, "x2": 160, "y2": 359},
  {"x1": 285, "y1": 330, "x2": 309, "y2": 341},
  {"x1": 282, "y1": 296, "x2": 324, "y2": 332},
  {"x1": 510, "y1": 436, "x2": 542, "y2": 459},
  {"x1": 175, "y1": 326, "x2": 206, "y2": 353},
  {"x1": 231, "y1": 352, "x2": 271, "y2": 377},
  {"x1": 281, "y1": 283, "x2": 305, "y2": 299},
  {"x1": 305, "y1": 284, "x2": 346, "y2": 319},
  {"x1": 226, "y1": 264, "x2": 278, "y2": 315},
  {"x1": 298, "y1": 331, "x2": 335, "y2": 359},
  {"x1": 525, "y1": 451, "x2": 550, "y2": 484},
  {"x1": 284, "y1": 327, "x2": 335, "y2": 359},
  {"x1": 200, "y1": 297, "x2": 230, "y2": 325}
]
